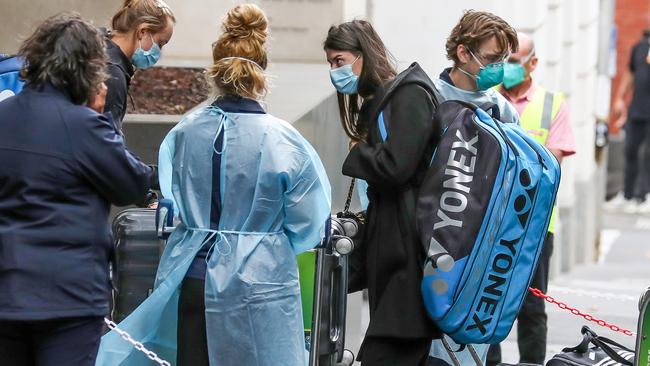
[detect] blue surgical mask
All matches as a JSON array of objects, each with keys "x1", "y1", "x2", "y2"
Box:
[
  {"x1": 458, "y1": 50, "x2": 505, "y2": 91},
  {"x1": 329, "y1": 56, "x2": 360, "y2": 95},
  {"x1": 132, "y1": 33, "x2": 161, "y2": 69},
  {"x1": 503, "y1": 49, "x2": 535, "y2": 89}
]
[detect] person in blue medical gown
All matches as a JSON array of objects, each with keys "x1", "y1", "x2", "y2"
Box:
[{"x1": 96, "y1": 4, "x2": 331, "y2": 366}]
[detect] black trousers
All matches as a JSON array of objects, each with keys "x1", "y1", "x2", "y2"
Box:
[
  {"x1": 358, "y1": 336, "x2": 433, "y2": 366},
  {"x1": 624, "y1": 119, "x2": 650, "y2": 199},
  {"x1": 487, "y1": 233, "x2": 554, "y2": 365},
  {"x1": 0, "y1": 316, "x2": 103, "y2": 366},
  {"x1": 177, "y1": 277, "x2": 209, "y2": 366}
]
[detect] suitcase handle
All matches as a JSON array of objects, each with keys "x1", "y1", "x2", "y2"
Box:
[
  {"x1": 156, "y1": 199, "x2": 175, "y2": 240},
  {"x1": 331, "y1": 255, "x2": 348, "y2": 363}
]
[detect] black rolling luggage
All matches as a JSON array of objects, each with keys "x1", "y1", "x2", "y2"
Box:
[
  {"x1": 110, "y1": 201, "x2": 357, "y2": 365},
  {"x1": 305, "y1": 215, "x2": 359, "y2": 366},
  {"x1": 110, "y1": 208, "x2": 164, "y2": 322}
]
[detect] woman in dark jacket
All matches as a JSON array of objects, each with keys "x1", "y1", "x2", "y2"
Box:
[
  {"x1": 0, "y1": 13, "x2": 153, "y2": 366},
  {"x1": 324, "y1": 20, "x2": 441, "y2": 365},
  {"x1": 103, "y1": 0, "x2": 175, "y2": 203},
  {"x1": 104, "y1": 0, "x2": 175, "y2": 129}
]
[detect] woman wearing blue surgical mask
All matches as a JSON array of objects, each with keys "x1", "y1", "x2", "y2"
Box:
[
  {"x1": 96, "y1": 4, "x2": 331, "y2": 366},
  {"x1": 324, "y1": 20, "x2": 441, "y2": 366},
  {"x1": 104, "y1": 0, "x2": 175, "y2": 127}
]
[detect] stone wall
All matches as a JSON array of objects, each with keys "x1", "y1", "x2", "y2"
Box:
[{"x1": 0, "y1": 0, "x2": 121, "y2": 53}]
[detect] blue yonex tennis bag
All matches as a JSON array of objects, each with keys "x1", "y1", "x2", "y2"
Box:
[
  {"x1": 0, "y1": 55, "x2": 24, "y2": 102},
  {"x1": 413, "y1": 100, "x2": 560, "y2": 345}
]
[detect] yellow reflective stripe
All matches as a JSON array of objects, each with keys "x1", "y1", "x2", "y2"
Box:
[
  {"x1": 520, "y1": 86, "x2": 563, "y2": 146},
  {"x1": 541, "y1": 91, "x2": 554, "y2": 130},
  {"x1": 548, "y1": 206, "x2": 557, "y2": 234},
  {"x1": 551, "y1": 92, "x2": 564, "y2": 118},
  {"x1": 519, "y1": 86, "x2": 546, "y2": 133}
]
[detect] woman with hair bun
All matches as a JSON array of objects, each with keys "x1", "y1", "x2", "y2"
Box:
[{"x1": 96, "y1": 4, "x2": 331, "y2": 366}]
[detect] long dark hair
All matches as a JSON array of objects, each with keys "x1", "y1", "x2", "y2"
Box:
[
  {"x1": 324, "y1": 20, "x2": 396, "y2": 141},
  {"x1": 19, "y1": 12, "x2": 107, "y2": 105}
]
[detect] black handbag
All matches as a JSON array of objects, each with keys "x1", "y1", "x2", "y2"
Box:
[
  {"x1": 547, "y1": 326, "x2": 634, "y2": 366},
  {"x1": 337, "y1": 178, "x2": 367, "y2": 227}
]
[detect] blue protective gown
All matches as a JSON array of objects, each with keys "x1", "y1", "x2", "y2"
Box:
[{"x1": 96, "y1": 104, "x2": 331, "y2": 366}]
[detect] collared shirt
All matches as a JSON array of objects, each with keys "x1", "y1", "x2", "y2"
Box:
[
  {"x1": 499, "y1": 81, "x2": 576, "y2": 157},
  {"x1": 439, "y1": 67, "x2": 455, "y2": 86}
]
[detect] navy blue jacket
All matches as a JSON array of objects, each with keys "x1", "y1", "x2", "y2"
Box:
[{"x1": 0, "y1": 84, "x2": 153, "y2": 320}]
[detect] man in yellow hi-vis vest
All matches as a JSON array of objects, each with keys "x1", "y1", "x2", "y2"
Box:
[{"x1": 487, "y1": 33, "x2": 576, "y2": 366}]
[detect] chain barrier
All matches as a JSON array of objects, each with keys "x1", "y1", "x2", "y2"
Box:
[
  {"x1": 103, "y1": 318, "x2": 171, "y2": 366},
  {"x1": 548, "y1": 286, "x2": 638, "y2": 302},
  {"x1": 528, "y1": 287, "x2": 636, "y2": 337},
  {"x1": 102, "y1": 286, "x2": 635, "y2": 365}
]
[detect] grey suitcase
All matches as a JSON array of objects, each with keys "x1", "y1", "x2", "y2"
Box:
[
  {"x1": 113, "y1": 201, "x2": 357, "y2": 365},
  {"x1": 306, "y1": 215, "x2": 357, "y2": 366},
  {"x1": 110, "y1": 208, "x2": 164, "y2": 322}
]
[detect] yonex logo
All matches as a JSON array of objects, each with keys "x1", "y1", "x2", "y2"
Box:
[
  {"x1": 426, "y1": 129, "x2": 478, "y2": 294},
  {"x1": 466, "y1": 168, "x2": 537, "y2": 335},
  {"x1": 433, "y1": 129, "x2": 478, "y2": 232}
]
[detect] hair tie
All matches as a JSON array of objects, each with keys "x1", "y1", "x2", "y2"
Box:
[
  {"x1": 219, "y1": 56, "x2": 264, "y2": 72},
  {"x1": 157, "y1": 0, "x2": 171, "y2": 10}
]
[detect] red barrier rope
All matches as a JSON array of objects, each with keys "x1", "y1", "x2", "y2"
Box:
[{"x1": 528, "y1": 287, "x2": 636, "y2": 337}]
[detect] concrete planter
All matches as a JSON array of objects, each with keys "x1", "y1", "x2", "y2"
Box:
[{"x1": 122, "y1": 114, "x2": 181, "y2": 165}]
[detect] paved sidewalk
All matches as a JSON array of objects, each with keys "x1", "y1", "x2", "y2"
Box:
[{"x1": 500, "y1": 211, "x2": 650, "y2": 364}]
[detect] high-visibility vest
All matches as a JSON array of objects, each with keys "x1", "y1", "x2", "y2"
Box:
[{"x1": 519, "y1": 85, "x2": 564, "y2": 234}]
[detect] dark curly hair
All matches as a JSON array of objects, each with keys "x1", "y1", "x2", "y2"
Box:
[{"x1": 18, "y1": 12, "x2": 108, "y2": 105}]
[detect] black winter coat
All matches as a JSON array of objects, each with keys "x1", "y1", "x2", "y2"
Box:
[
  {"x1": 104, "y1": 32, "x2": 134, "y2": 130},
  {"x1": 343, "y1": 63, "x2": 442, "y2": 339}
]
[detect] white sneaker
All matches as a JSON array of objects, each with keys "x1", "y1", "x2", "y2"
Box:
[
  {"x1": 638, "y1": 195, "x2": 650, "y2": 214},
  {"x1": 604, "y1": 192, "x2": 635, "y2": 212},
  {"x1": 623, "y1": 200, "x2": 639, "y2": 214}
]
